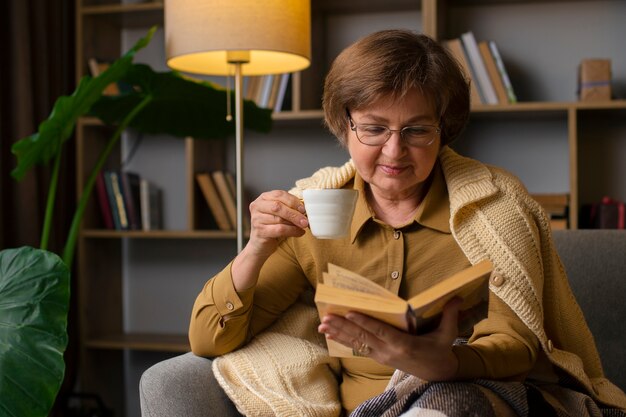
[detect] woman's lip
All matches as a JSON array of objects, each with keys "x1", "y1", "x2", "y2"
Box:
[{"x1": 379, "y1": 164, "x2": 406, "y2": 175}]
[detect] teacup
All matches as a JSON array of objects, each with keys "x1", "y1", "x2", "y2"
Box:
[{"x1": 302, "y1": 189, "x2": 358, "y2": 239}]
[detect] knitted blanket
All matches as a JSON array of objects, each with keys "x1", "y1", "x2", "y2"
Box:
[
  {"x1": 212, "y1": 302, "x2": 342, "y2": 417},
  {"x1": 351, "y1": 372, "x2": 626, "y2": 417}
]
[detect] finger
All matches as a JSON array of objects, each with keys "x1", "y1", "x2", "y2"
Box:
[
  {"x1": 252, "y1": 192, "x2": 308, "y2": 229},
  {"x1": 318, "y1": 314, "x2": 371, "y2": 351},
  {"x1": 437, "y1": 296, "x2": 463, "y2": 338}
]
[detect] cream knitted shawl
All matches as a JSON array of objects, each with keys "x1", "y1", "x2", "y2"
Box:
[{"x1": 212, "y1": 146, "x2": 626, "y2": 415}]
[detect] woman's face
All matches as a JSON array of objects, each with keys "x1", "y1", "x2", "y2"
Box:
[{"x1": 347, "y1": 88, "x2": 441, "y2": 202}]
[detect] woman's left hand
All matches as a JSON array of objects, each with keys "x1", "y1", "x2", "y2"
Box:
[{"x1": 317, "y1": 297, "x2": 462, "y2": 381}]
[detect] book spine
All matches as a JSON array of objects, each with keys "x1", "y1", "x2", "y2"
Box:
[
  {"x1": 110, "y1": 171, "x2": 129, "y2": 230},
  {"x1": 148, "y1": 184, "x2": 163, "y2": 230},
  {"x1": 103, "y1": 171, "x2": 122, "y2": 230},
  {"x1": 488, "y1": 41, "x2": 517, "y2": 104},
  {"x1": 223, "y1": 171, "x2": 250, "y2": 232},
  {"x1": 443, "y1": 39, "x2": 483, "y2": 105},
  {"x1": 140, "y1": 179, "x2": 151, "y2": 231},
  {"x1": 273, "y1": 73, "x2": 291, "y2": 113},
  {"x1": 212, "y1": 170, "x2": 237, "y2": 230},
  {"x1": 120, "y1": 171, "x2": 142, "y2": 230},
  {"x1": 461, "y1": 32, "x2": 498, "y2": 105},
  {"x1": 195, "y1": 172, "x2": 232, "y2": 231},
  {"x1": 478, "y1": 41, "x2": 508, "y2": 105},
  {"x1": 95, "y1": 171, "x2": 114, "y2": 230},
  {"x1": 257, "y1": 75, "x2": 275, "y2": 108}
]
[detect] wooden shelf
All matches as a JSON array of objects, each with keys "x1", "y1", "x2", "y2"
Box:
[
  {"x1": 272, "y1": 100, "x2": 626, "y2": 122},
  {"x1": 85, "y1": 333, "x2": 189, "y2": 352}
]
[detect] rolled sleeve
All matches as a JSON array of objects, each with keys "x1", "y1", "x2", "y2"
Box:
[{"x1": 189, "y1": 262, "x2": 255, "y2": 356}]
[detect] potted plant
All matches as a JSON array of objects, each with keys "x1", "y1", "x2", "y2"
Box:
[{"x1": 0, "y1": 26, "x2": 272, "y2": 416}]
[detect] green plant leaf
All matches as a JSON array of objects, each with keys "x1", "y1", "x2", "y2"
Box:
[
  {"x1": 10, "y1": 26, "x2": 157, "y2": 180},
  {"x1": 0, "y1": 247, "x2": 70, "y2": 417},
  {"x1": 89, "y1": 64, "x2": 273, "y2": 139}
]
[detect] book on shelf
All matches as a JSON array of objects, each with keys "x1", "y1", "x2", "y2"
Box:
[
  {"x1": 222, "y1": 170, "x2": 251, "y2": 232},
  {"x1": 211, "y1": 170, "x2": 237, "y2": 229},
  {"x1": 257, "y1": 74, "x2": 275, "y2": 108},
  {"x1": 140, "y1": 178, "x2": 163, "y2": 231},
  {"x1": 195, "y1": 172, "x2": 233, "y2": 231},
  {"x1": 244, "y1": 73, "x2": 291, "y2": 111},
  {"x1": 245, "y1": 76, "x2": 262, "y2": 102},
  {"x1": 460, "y1": 31, "x2": 499, "y2": 105},
  {"x1": 443, "y1": 38, "x2": 483, "y2": 105},
  {"x1": 95, "y1": 171, "x2": 115, "y2": 230},
  {"x1": 478, "y1": 41, "x2": 509, "y2": 105},
  {"x1": 87, "y1": 58, "x2": 120, "y2": 96},
  {"x1": 314, "y1": 260, "x2": 493, "y2": 358},
  {"x1": 273, "y1": 73, "x2": 291, "y2": 113},
  {"x1": 120, "y1": 171, "x2": 143, "y2": 230},
  {"x1": 488, "y1": 41, "x2": 517, "y2": 104},
  {"x1": 100, "y1": 170, "x2": 129, "y2": 231}
]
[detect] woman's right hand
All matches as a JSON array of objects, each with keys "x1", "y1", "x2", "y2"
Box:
[
  {"x1": 247, "y1": 190, "x2": 309, "y2": 257},
  {"x1": 231, "y1": 190, "x2": 308, "y2": 291}
]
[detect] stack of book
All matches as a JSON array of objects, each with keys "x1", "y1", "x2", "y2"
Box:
[
  {"x1": 532, "y1": 193, "x2": 569, "y2": 230},
  {"x1": 443, "y1": 32, "x2": 517, "y2": 106},
  {"x1": 96, "y1": 170, "x2": 163, "y2": 231},
  {"x1": 196, "y1": 170, "x2": 250, "y2": 232},
  {"x1": 244, "y1": 73, "x2": 291, "y2": 112}
]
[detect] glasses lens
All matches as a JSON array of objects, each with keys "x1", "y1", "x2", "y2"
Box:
[
  {"x1": 403, "y1": 126, "x2": 438, "y2": 146},
  {"x1": 356, "y1": 125, "x2": 388, "y2": 145}
]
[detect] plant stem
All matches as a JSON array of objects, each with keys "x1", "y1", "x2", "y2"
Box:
[
  {"x1": 62, "y1": 95, "x2": 153, "y2": 266},
  {"x1": 41, "y1": 146, "x2": 63, "y2": 250}
]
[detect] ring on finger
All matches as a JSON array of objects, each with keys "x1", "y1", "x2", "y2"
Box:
[{"x1": 353, "y1": 341, "x2": 370, "y2": 357}]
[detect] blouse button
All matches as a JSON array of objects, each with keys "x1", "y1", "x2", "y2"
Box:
[
  {"x1": 393, "y1": 230, "x2": 401, "y2": 240},
  {"x1": 226, "y1": 301, "x2": 235, "y2": 311},
  {"x1": 547, "y1": 339, "x2": 554, "y2": 353},
  {"x1": 391, "y1": 271, "x2": 400, "y2": 280}
]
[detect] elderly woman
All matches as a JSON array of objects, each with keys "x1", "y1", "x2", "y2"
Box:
[{"x1": 141, "y1": 30, "x2": 626, "y2": 417}]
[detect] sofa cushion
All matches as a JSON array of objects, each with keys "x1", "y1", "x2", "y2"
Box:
[{"x1": 552, "y1": 230, "x2": 626, "y2": 391}]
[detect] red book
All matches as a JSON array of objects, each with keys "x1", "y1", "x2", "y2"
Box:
[{"x1": 95, "y1": 171, "x2": 114, "y2": 229}]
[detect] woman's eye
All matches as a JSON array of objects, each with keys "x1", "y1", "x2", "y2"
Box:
[
  {"x1": 404, "y1": 126, "x2": 430, "y2": 137},
  {"x1": 361, "y1": 126, "x2": 387, "y2": 136}
]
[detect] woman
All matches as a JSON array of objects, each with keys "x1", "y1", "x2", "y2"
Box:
[{"x1": 177, "y1": 30, "x2": 625, "y2": 416}]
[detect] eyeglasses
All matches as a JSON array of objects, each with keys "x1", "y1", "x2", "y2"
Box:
[{"x1": 348, "y1": 115, "x2": 441, "y2": 147}]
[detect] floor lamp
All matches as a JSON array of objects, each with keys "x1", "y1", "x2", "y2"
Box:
[{"x1": 164, "y1": 0, "x2": 311, "y2": 253}]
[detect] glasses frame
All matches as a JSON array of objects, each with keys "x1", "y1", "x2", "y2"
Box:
[{"x1": 347, "y1": 112, "x2": 441, "y2": 148}]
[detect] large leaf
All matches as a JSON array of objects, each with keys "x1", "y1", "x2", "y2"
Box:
[
  {"x1": 10, "y1": 27, "x2": 157, "y2": 180},
  {"x1": 89, "y1": 64, "x2": 273, "y2": 139},
  {"x1": 0, "y1": 247, "x2": 70, "y2": 417}
]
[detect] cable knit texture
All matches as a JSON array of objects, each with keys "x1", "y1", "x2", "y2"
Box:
[
  {"x1": 212, "y1": 301, "x2": 342, "y2": 417},
  {"x1": 211, "y1": 146, "x2": 626, "y2": 415}
]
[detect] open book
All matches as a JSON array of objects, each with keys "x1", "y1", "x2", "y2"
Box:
[{"x1": 314, "y1": 260, "x2": 493, "y2": 358}]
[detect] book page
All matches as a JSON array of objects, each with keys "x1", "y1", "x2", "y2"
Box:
[{"x1": 324, "y1": 263, "x2": 398, "y2": 299}]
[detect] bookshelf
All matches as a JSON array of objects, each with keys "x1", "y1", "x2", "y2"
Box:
[{"x1": 75, "y1": 0, "x2": 626, "y2": 415}]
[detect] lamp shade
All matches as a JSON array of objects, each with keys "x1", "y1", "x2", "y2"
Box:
[{"x1": 165, "y1": 0, "x2": 311, "y2": 76}]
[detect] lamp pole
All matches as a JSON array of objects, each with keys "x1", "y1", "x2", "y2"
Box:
[{"x1": 228, "y1": 52, "x2": 249, "y2": 253}]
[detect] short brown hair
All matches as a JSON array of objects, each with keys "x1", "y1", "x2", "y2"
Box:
[{"x1": 323, "y1": 29, "x2": 470, "y2": 146}]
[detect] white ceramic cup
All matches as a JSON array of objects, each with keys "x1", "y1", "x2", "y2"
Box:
[{"x1": 302, "y1": 189, "x2": 358, "y2": 239}]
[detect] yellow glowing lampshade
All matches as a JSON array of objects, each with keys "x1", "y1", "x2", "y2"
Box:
[{"x1": 165, "y1": 0, "x2": 311, "y2": 76}]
